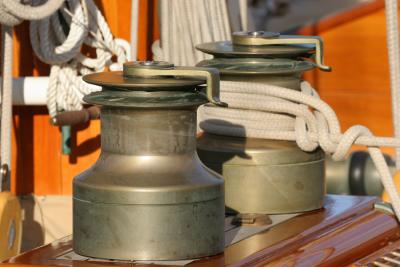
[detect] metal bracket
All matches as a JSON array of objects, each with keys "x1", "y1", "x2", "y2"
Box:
[
  {"x1": 232, "y1": 31, "x2": 332, "y2": 72},
  {"x1": 123, "y1": 61, "x2": 227, "y2": 107}
]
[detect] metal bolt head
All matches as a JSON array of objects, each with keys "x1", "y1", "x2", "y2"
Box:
[
  {"x1": 124, "y1": 61, "x2": 174, "y2": 70},
  {"x1": 233, "y1": 31, "x2": 280, "y2": 39}
]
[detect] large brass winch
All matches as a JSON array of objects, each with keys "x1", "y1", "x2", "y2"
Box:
[
  {"x1": 73, "y1": 61, "x2": 226, "y2": 260},
  {"x1": 196, "y1": 31, "x2": 331, "y2": 215}
]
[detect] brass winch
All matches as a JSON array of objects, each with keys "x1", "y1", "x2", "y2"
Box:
[
  {"x1": 73, "y1": 61, "x2": 226, "y2": 260},
  {"x1": 196, "y1": 31, "x2": 331, "y2": 215}
]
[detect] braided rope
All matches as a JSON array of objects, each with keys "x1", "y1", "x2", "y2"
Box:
[
  {"x1": 199, "y1": 81, "x2": 400, "y2": 219},
  {"x1": 153, "y1": 0, "x2": 231, "y2": 65},
  {"x1": 27, "y1": 0, "x2": 128, "y2": 118},
  {"x1": 0, "y1": 26, "x2": 13, "y2": 191},
  {"x1": 0, "y1": 0, "x2": 64, "y2": 26},
  {"x1": 385, "y1": 0, "x2": 400, "y2": 169}
]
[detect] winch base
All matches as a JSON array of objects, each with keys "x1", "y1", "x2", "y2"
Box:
[
  {"x1": 73, "y1": 196, "x2": 224, "y2": 261},
  {"x1": 197, "y1": 133, "x2": 325, "y2": 214}
]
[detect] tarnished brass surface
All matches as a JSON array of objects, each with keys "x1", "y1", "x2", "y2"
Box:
[
  {"x1": 84, "y1": 61, "x2": 226, "y2": 107},
  {"x1": 232, "y1": 31, "x2": 331, "y2": 71},
  {"x1": 73, "y1": 62, "x2": 225, "y2": 260},
  {"x1": 196, "y1": 41, "x2": 313, "y2": 58},
  {"x1": 196, "y1": 58, "x2": 315, "y2": 75},
  {"x1": 196, "y1": 31, "x2": 329, "y2": 215},
  {"x1": 197, "y1": 134, "x2": 325, "y2": 214}
]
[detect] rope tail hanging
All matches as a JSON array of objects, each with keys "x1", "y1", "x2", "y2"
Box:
[
  {"x1": 385, "y1": 0, "x2": 400, "y2": 169},
  {"x1": 0, "y1": 26, "x2": 13, "y2": 191},
  {"x1": 0, "y1": 0, "x2": 66, "y2": 190}
]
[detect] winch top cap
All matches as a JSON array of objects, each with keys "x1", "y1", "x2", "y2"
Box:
[
  {"x1": 196, "y1": 31, "x2": 331, "y2": 71},
  {"x1": 83, "y1": 61, "x2": 205, "y2": 90},
  {"x1": 83, "y1": 61, "x2": 227, "y2": 107}
]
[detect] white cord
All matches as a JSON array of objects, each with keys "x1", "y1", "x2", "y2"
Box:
[
  {"x1": 28, "y1": 0, "x2": 127, "y2": 117},
  {"x1": 199, "y1": 81, "x2": 400, "y2": 219},
  {"x1": 0, "y1": 26, "x2": 13, "y2": 191},
  {"x1": 153, "y1": 0, "x2": 231, "y2": 66},
  {"x1": 385, "y1": 0, "x2": 400, "y2": 169},
  {"x1": 0, "y1": 0, "x2": 64, "y2": 26},
  {"x1": 130, "y1": 0, "x2": 139, "y2": 61},
  {"x1": 0, "y1": 0, "x2": 129, "y2": 188},
  {"x1": 239, "y1": 0, "x2": 248, "y2": 31}
]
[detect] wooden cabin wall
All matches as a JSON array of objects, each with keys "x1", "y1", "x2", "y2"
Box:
[
  {"x1": 9, "y1": 0, "x2": 159, "y2": 195},
  {"x1": 299, "y1": 1, "x2": 395, "y2": 154}
]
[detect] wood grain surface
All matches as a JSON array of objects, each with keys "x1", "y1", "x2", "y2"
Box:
[{"x1": 2, "y1": 195, "x2": 399, "y2": 266}]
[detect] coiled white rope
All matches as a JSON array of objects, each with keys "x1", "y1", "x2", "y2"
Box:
[
  {"x1": 0, "y1": 0, "x2": 128, "y2": 189},
  {"x1": 199, "y1": 81, "x2": 400, "y2": 219},
  {"x1": 153, "y1": 0, "x2": 231, "y2": 66},
  {"x1": 0, "y1": 0, "x2": 65, "y2": 26},
  {"x1": 29, "y1": 0, "x2": 127, "y2": 118},
  {"x1": 384, "y1": 0, "x2": 400, "y2": 169}
]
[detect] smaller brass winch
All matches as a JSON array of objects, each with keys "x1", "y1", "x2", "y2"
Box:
[
  {"x1": 73, "y1": 61, "x2": 226, "y2": 261},
  {"x1": 196, "y1": 31, "x2": 331, "y2": 216}
]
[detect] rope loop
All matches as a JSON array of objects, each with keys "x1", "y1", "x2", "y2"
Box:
[
  {"x1": 27, "y1": 0, "x2": 128, "y2": 117},
  {"x1": 199, "y1": 80, "x2": 400, "y2": 219},
  {"x1": 0, "y1": 0, "x2": 64, "y2": 26}
]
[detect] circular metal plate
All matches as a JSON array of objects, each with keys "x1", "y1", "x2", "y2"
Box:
[
  {"x1": 83, "y1": 71, "x2": 205, "y2": 89},
  {"x1": 196, "y1": 41, "x2": 315, "y2": 58},
  {"x1": 84, "y1": 90, "x2": 208, "y2": 108},
  {"x1": 233, "y1": 31, "x2": 281, "y2": 39},
  {"x1": 196, "y1": 58, "x2": 315, "y2": 75}
]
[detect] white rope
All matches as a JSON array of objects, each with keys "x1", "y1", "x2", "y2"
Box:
[
  {"x1": 0, "y1": 26, "x2": 13, "y2": 191},
  {"x1": 0, "y1": 0, "x2": 65, "y2": 26},
  {"x1": 0, "y1": 0, "x2": 129, "y2": 189},
  {"x1": 153, "y1": 0, "x2": 231, "y2": 66},
  {"x1": 0, "y1": 0, "x2": 64, "y2": 190},
  {"x1": 0, "y1": 0, "x2": 66, "y2": 190},
  {"x1": 28, "y1": 0, "x2": 127, "y2": 118},
  {"x1": 239, "y1": 0, "x2": 248, "y2": 31},
  {"x1": 385, "y1": 0, "x2": 400, "y2": 169},
  {"x1": 199, "y1": 81, "x2": 400, "y2": 219},
  {"x1": 130, "y1": 0, "x2": 139, "y2": 61}
]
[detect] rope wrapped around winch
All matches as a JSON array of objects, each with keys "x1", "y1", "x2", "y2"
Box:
[{"x1": 198, "y1": 81, "x2": 400, "y2": 219}]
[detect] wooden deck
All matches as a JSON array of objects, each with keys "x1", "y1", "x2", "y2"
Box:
[{"x1": 2, "y1": 195, "x2": 400, "y2": 266}]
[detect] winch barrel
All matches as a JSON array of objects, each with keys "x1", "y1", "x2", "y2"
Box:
[
  {"x1": 73, "y1": 61, "x2": 225, "y2": 261},
  {"x1": 196, "y1": 31, "x2": 330, "y2": 216}
]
